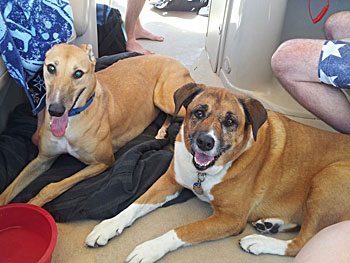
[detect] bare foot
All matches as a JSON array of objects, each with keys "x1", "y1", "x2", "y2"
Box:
[
  {"x1": 126, "y1": 39, "x2": 154, "y2": 55},
  {"x1": 31, "y1": 109, "x2": 44, "y2": 145},
  {"x1": 135, "y1": 27, "x2": 164, "y2": 42}
]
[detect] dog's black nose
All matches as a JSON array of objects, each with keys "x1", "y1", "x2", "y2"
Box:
[
  {"x1": 196, "y1": 134, "x2": 215, "y2": 151},
  {"x1": 48, "y1": 103, "x2": 66, "y2": 117}
]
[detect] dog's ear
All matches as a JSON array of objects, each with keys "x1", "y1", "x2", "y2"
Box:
[
  {"x1": 239, "y1": 97, "x2": 267, "y2": 141},
  {"x1": 173, "y1": 83, "x2": 204, "y2": 117},
  {"x1": 80, "y1": 44, "x2": 96, "y2": 64}
]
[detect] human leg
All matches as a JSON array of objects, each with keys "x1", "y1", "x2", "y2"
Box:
[
  {"x1": 271, "y1": 39, "x2": 350, "y2": 134},
  {"x1": 293, "y1": 221, "x2": 350, "y2": 263},
  {"x1": 125, "y1": 0, "x2": 163, "y2": 54},
  {"x1": 324, "y1": 11, "x2": 350, "y2": 40}
]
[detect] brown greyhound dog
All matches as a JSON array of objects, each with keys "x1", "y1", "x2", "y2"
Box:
[
  {"x1": 86, "y1": 84, "x2": 350, "y2": 262},
  {"x1": 0, "y1": 43, "x2": 193, "y2": 207}
]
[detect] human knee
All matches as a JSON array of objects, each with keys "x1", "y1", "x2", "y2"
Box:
[
  {"x1": 271, "y1": 39, "x2": 299, "y2": 79},
  {"x1": 294, "y1": 221, "x2": 350, "y2": 262},
  {"x1": 324, "y1": 13, "x2": 339, "y2": 39},
  {"x1": 324, "y1": 11, "x2": 350, "y2": 40}
]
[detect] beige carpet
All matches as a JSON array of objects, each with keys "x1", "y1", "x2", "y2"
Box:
[{"x1": 53, "y1": 198, "x2": 295, "y2": 263}]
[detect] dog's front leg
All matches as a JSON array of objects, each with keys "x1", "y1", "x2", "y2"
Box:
[
  {"x1": 85, "y1": 162, "x2": 183, "y2": 248},
  {"x1": 28, "y1": 162, "x2": 110, "y2": 207},
  {"x1": 0, "y1": 154, "x2": 58, "y2": 205},
  {"x1": 126, "y1": 212, "x2": 246, "y2": 263}
]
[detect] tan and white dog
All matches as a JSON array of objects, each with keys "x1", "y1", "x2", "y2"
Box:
[
  {"x1": 86, "y1": 83, "x2": 350, "y2": 262},
  {"x1": 0, "y1": 43, "x2": 193, "y2": 207}
]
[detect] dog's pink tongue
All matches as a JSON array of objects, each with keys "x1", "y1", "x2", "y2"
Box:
[
  {"x1": 50, "y1": 113, "x2": 68, "y2": 137},
  {"x1": 195, "y1": 152, "x2": 214, "y2": 165}
]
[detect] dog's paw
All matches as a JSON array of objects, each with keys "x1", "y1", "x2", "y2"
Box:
[
  {"x1": 85, "y1": 217, "x2": 125, "y2": 247},
  {"x1": 85, "y1": 205, "x2": 143, "y2": 247},
  {"x1": 252, "y1": 218, "x2": 300, "y2": 234},
  {"x1": 126, "y1": 240, "x2": 165, "y2": 263},
  {"x1": 126, "y1": 230, "x2": 184, "y2": 263},
  {"x1": 155, "y1": 127, "x2": 167, "y2": 139},
  {"x1": 252, "y1": 218, "x2": 284, "y2": 234},
  {"x1": 239, "y1": 234, "x2": 290, "y2": 256}
]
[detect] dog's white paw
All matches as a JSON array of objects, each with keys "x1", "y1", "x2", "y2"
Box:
[
  {"x1": 85, "y1": 217, "x2": 122, "y2": 247},
  {"x1": 126, "y1": 230, "x2": 185, "y2": 263},
  {"x1": 126, "y1": 240, "x2": 165, "y2": 263},
  {"x1": 85, "y1": 204, "x2": 146, "y2": 247},
  {"x1": 155, "y1": 127, "x2": 167, "y2": 139},
  {"x1": 239, "y1": 234, "x2": 291, "y2": 256},
  {"x1": 85, "y1": 208, "x2": 136, "y2": 247}
]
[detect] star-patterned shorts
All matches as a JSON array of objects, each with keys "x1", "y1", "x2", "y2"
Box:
[{"x1": 318, "y1": 40, "x2": 350, "y2": 89}]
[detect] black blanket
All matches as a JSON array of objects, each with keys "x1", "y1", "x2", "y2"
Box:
[{"x1": 0, "y1": 53, "x2": 194, "y2": 222}]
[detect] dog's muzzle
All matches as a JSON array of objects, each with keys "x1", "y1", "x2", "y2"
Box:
[
  {"x1": 191, "y1": 133, "x2": 221, "y2": 171},
  {"x1": 48, "y1": 103, "x2": 69, "y2": 137}
]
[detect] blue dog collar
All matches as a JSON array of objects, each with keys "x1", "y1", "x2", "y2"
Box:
[{"x1": 68, "y1": 92, "x2": 96, "y2": 117}]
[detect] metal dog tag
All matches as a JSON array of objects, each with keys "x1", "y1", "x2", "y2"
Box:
[
  {"x1": 193, "y1": 173, "x2": 206, "y2": 195},
  {"x1": 193, "y1": 182, "x2": 204, "y2": 195}
]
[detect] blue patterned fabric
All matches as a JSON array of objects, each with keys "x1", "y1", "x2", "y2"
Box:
[
  {"x1": 0, "y1": 0, "x2": 74, "y2": 114},
  {"x1": 318, "y1": 40, "x2": 350, "y2": 89}
]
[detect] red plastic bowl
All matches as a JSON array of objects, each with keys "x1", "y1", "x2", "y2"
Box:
[{"x1": 0, "y1": 203, "x2": 57, "y2": 263}]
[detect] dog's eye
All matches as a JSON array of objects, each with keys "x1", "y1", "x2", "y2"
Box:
[
  {"x1": 223, "y1": 117, "x2": 236, "y2": 127},
  {"x1": 47, "y1": 64, "x2": 56, "y2": 74},
  {"x1": 194, "y1": 109, "x2": 205, "y2": 119},
  {"x1": 73, "y1": 70, "x2": 84, "y2": 79}
]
